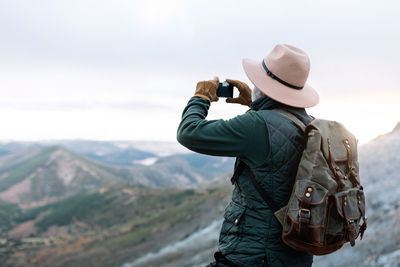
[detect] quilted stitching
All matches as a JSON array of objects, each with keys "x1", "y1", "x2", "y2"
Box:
[{"x1": 256, "y1": 110, "x2": 306, "y2": 206}]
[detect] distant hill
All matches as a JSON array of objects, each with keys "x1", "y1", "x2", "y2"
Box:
[
  {"x1": 0, "y1": 140, "x2": 236, "y2": 266},
  {"x1": 51, "y1": 140, "x2": 235, "y2": 176},
  {"x1": 0, "y1": 146, "x2": 124, "y2": 209},
  {"x1": 0, "y1": 142, "x2": 234, "y2": 209},
  {"x1": 41, "y1": 140, "x2": 159, "y2": 166},
  {"x1": 159, "y1": 153, "x2": 234, "y2": 177},
  {"x1": 0, "y1": 140, "x2": 235, "y2": 177},
  {"x1": 102, "y1": 155, "x2": 232, "y2": 188},
  {"x1": 0, "y1": 142, "x2": 40, "y2": 158}
]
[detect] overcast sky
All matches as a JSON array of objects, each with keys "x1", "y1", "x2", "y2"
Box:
[{"x1": 0, "y1": 0, "x2": 399, "y2": 144}]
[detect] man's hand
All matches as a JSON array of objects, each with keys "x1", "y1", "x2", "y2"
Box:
[
  {"x1": 225, "y1": 79, "x2": 252, "y2": 107},
  {"x1": 193, "y1": 77, "x2": 219, "y2": 102}
]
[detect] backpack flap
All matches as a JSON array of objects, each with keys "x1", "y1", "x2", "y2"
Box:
[{"x1": 309, "y1": 119, "x2": 360, "y2": 191}]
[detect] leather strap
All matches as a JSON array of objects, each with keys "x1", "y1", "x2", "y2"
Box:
[
  {"x1": 343, "y1": 139, "x2": 359, "y2": 187},
  {"x1": 343, "y1": 139, "x2": 353, "y2": 171},
  {"x1": 328, "y1": 138, "x2": 346, "y2": 192},
  {"x1": 359, "y1": 218, "x2": 367, "y2": 240},
  {"x1": 350, "y1": 169, "x2": 360, "y2": 187},
  {"x1": 262, "y1": 60, "x2": 304, "y2": 90},
  {"x1": 342, "y1": 196, "x2": 356, "y2": 246}
]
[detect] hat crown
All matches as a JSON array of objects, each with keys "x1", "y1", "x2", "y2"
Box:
[{"x1": 264, "y1": 44, "x2": 310, "y2": 88}]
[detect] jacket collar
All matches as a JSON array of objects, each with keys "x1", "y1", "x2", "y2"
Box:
[{"x1": 250, "y1": 96, "x2": 312, "y2": 125}]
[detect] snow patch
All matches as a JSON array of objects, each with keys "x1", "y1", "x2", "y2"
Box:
[
  {"x1": 132, "y1": 157, "x2": 158, "y2": 166},
  {"x1": 122, "y1": 220, "x2": 223, "y2": 267}
]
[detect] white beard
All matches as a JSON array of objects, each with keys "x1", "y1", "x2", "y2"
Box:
[{"x1": 252, "y1": 87, "x2": 264, "y2": 101}]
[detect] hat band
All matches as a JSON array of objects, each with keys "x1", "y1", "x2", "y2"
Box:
[{"x1": 262, "y1": 60, "x2": 303, "y2": 90}]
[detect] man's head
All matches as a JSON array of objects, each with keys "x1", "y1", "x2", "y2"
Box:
[{"x1": 243, "y1": 44, "x2": 319, "y2": 108}]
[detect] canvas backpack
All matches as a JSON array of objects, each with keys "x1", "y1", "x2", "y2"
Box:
[{"x1": 232, "y1": 109, "x2": 367, "y2": 255}]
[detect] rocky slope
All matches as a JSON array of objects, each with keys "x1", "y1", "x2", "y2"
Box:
[
  {"x1": 1, "y1": 183, "x2": 232, "y2": 267},
  {"x1": 0, "y1": 142, "x2": 235, "y2": 266},
  {"x1": 0, "y1": 144, "x2": 234, "y2": 210}
]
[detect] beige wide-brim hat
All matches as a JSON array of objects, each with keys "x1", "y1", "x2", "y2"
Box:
[{"x1": 242, "y1": 44, "x2": 319, "y2": 108}]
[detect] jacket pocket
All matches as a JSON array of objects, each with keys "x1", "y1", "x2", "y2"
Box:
[
  {"x1": 223, "y1": 202, "x2": 246, "y2": 233},
  {"x1": 219, "y1": 201, "x2": 246, "y2": 249},
  {"x1": 224, "y1": 202, "x2": 246, "y2": 223}
]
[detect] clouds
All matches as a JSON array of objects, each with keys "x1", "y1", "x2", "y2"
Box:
[
  {"x1": 1, "y1": 1, "x2": 396, "y2": 67},
  {"x1": 0, "y1": 0, "x2": 399, "y2": 142},
  {"x1": 1, "y1": 0, "x2": 399, "y2": 72}
]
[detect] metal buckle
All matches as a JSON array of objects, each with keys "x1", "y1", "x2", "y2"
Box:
[{"x1": 298, "y1": 208, "x2": 311, "y2": 218}]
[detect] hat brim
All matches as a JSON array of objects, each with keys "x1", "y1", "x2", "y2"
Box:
[{"x1": 242, "y1": 58, "x2": 319, "y2": 108}]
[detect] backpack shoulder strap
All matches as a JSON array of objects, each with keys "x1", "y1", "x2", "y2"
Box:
[
  {"x1": 273, "y1": 109, "x2": 307, "y2": 133},
  {"x1": 231, "y1": 160, "x2": 279, "y2": 212}
]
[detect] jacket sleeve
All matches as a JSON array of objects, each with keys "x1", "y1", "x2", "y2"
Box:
[{"x1": 177, "y1": 97, "x2": 263, "y2": 158}]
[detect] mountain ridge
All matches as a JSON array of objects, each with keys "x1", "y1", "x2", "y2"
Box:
[
  {"x1": 0, "y1": 144, "x2": 234, "y2": 209},
  {"x1": 393, "y1": 121, "x2": 400, "y2": 132},
  {"x1": 0, "y1": 146, "x2": 125, "y2": 209}
]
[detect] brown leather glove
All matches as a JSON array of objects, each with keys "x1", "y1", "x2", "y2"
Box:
[
  {"x1": 193, "y1": 77, "x2": 219, "y2": 102},
  {"x1": 225, "y1": 79, "x2": 252, "y2": 107}
]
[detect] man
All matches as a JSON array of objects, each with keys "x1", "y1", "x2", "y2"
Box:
[{"x1": 177, "y1": 44, "x2": 319, "y2": 266}]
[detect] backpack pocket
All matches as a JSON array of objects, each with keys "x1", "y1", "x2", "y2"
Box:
[
  {"x1": 334, "y1": 188, "x2": 365, "y2": 220},
  {"x1": 283, "y1": 180, "x2": 329, "y2": 248},
  {"x1": 332, "y1": 188, "x2": 366, "y2": 245}
]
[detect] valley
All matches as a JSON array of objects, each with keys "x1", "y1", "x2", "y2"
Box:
[{"x1": 1, "y1": 123, "x2": 400, "y2": 267}]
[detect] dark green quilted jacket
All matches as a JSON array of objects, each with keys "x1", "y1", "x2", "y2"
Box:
[{"x1": 177, "y1": 96, "x2": 313, "y2": 266}]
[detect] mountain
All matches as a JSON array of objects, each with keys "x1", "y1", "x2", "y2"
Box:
[
  {"x1": 3, "y1": 122, "x2": 400, "y2": 267},
  {"x1": 41, "y1": 140, "x2": 159, "y2": 166},
  {"x1": 0, "y1": 140, "x2": 235, "y2": 178},
  {"x1": 1, "y1": 182, "x2": 232, "y2": 267},
  {"x1": 0, "y1": 143, "x2": 234, "y2": 211},
  {"x1": 0, "y1": 140, "x2": 236, "y2": 266},
  {"x1": 0, "y1": 142, "x2": 41, "y2": 159},
  {"x1": 102, "y1": 155, "x2": 232, "y2": 188},
  {"x1": 9, "y1": 124, "x2": 400, "y2": 267},
  {"x1": 0, "y1": 140, "x2": 238, "y2": 266},
  {"x1": 45, "y1": 140, "x2": 235, "y2": 176},
  {"x1": 0, "y1": 146, "x2": 124, "y2": 209},
  {"x1": 159, "y1": 154, "x2": 234, "y2": 177},
  {"x1": 0, "y1": 200, "x2": 20, "y2": 233}
]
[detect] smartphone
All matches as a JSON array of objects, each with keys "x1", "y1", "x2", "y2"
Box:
[{"x1": 217, "y1": 81, "x2": 234, "y2": 98}]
